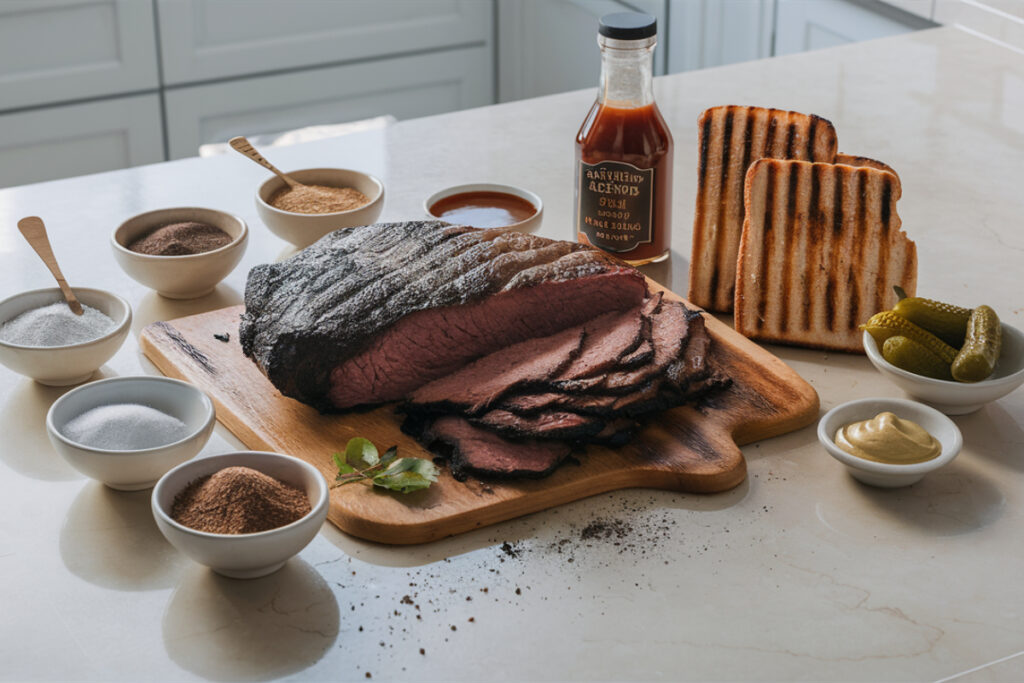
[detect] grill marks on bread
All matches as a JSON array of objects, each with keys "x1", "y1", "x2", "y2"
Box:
[
  {"x1": 734, "y1": 159, "x2": 916, "y2": 353},
  {"x1": 689, "y1": 106, "x2": 838, "y2": 313}
]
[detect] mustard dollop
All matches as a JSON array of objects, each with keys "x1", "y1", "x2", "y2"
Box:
[{"x1": 834, "y1": 411, "x2": 941, "y2": 464}]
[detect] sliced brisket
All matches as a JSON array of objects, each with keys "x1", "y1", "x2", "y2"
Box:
[
  {"x1": 550, "y1": 299, "x2": 695, "y2": 395},
  {"x1": 421, "y1": 416, "x2": 573, "y2": 480},
  {"x1": 407, "y1": 326, "x2": 586, "y2": 414},
  {"x1": 471, "y1": 409, "x2": 605, "y2": 440},
  {"x1": 407, "y1": 307, "x2": 646, "y2": 415},
  {"x1": 241, "y1": 221, "x2": 646, "y2": 410}
]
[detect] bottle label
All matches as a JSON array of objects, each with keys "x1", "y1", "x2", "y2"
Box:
[{"x1": 576, "y1": 160, "x2": 654, "y2": 253}]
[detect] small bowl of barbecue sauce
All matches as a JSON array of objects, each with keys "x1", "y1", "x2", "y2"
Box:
[{"x1": 425, "y1": 183, "x2": 542, "y2": 232}]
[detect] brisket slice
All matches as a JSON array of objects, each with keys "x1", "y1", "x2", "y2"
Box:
[
  {"x1": 240, "y1": 220, "x2": 646, "y2": 410},
  {"x1": 470, "y1": 409, "x2": 605, "y2": 440},
  {"x1": 420, "y1": 416, "x2": 572, "y2": 480},
  {"x1": 550, "y1": 300, "x2": 695, "y2": 395},
  {"x1": 407, "y1": 307, "x2": 646, "y2": 415},
  {"x1": 496, "y1": 381, "x2": 663, "y2": 418},
  {"x1": 405, "y1": 326, "x2": 586, "y2": 414}
]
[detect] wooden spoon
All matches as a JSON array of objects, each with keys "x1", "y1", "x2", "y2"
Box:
[
  {"x1": 17, "y1": 216, "x2": 83, "y2": 315},
  {"x1": 229, "y1": 136, "x2": 301, "y2": 189}
]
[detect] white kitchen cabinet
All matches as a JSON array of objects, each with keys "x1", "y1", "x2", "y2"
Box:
[
  {"x1": 0, "y1": 0, "x2": 159, "y2": 111},
  {"x1": 883, "y1": 0, "x2": 935, "y2": 19},
  {"x1": 775, "y1": 0, "x2": 931, "y2": 56},
  {"x1": 0, "y1": 95, "x2": 164, "y2": 188},
  {"x1": 497, "y1": 0, "x2": 667, "y2": 104},
  {"x1": 157, "y1": 0, "x2": 492, "y2": 86},
  {"x1": 667, "y1": 0, "x2": 774, "y2": 73},
  {"x1": 164, "y1": 46, "x2": 493, "y2": 159}
]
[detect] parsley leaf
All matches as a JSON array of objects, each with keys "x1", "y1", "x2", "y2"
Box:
[{"x1": 330, "y1": 438, "x2": 438, "y2": 494}]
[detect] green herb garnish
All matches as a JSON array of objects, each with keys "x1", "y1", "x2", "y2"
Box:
[{"x1": 332, "y1": 437, "x2": 438, "y2": 493}]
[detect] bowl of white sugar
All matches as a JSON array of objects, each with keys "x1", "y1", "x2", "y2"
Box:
[
  {"x1": 0, "y1": 287, "x2": 131, "y2": 385},
  {"x1": 46, "y1": 376, "x2": 216, "y2": 490}
]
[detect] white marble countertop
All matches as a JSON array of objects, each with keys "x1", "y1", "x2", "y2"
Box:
[{"x1": 1, "y1": 26, "x2": 1023, "y2": 682}]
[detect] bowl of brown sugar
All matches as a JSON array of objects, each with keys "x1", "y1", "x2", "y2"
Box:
[
  {"x1": 255, "y1": 168, "x2": 384, "y2": 248},
  {"x1": 152, "y1": 451, "x2": 329, "y2": 579},
  {"x1": 112, "y1": 207, "x2": 248, "y2": 299}
]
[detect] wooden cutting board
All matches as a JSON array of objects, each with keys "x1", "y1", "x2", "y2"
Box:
[{"x1": 140, "y1": 285, "x2": 818, "y2": 544}]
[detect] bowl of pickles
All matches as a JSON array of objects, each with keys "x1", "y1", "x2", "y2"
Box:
[{"x1": 862, "y1": 290, "x2": 1024, "y2": 415}]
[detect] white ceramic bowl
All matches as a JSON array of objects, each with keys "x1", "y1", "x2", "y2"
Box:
[
  {"x1": 46, "y1": 376, "x2": 216, "y2": 490},
  {"x1": 111, "y1": 207, "x2": 248, "y2": 299},
  {"x1": 0, "y1": 287, "x2": 131, "y2": 386},
  {"x1": 817, "y1": 397, "x2": 962, "y2": 488},
  {"x1": 863, "y1": 325, "x2": 1024, "y2": 415},
  {"x1": 152, "y1": 451, "x2": 329, "y2": 579},
  {"x1": 424, "y1": 182, "x2": 543, "y2": 233},
  {"x1": 256, "y1": 168, "x2": 384, "y2": 248}
]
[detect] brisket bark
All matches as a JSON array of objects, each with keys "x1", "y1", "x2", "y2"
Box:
[{"x1": 240, "y1": 221, "x2": 646, "y2": 410}]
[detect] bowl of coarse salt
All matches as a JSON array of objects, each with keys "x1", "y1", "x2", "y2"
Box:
[
  {"x1": 0, "y1": 287, "x2": 131, "y2": 386},
  {"x1": 46, "y1": 376, "x2": 216, "y2": 490}
]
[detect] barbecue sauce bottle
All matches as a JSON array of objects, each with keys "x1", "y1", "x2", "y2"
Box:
[{"x1": 575, "y1": 12, "x2": 672, "y2": 265}]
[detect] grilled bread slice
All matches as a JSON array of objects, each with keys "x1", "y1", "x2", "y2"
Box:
[
  {"x1": 835, "y1": 153, "x2": 902, "y2": 194},
  {"x1": 689, "y1": 105, "x2": 838, "y2": 313},
  {"x1": 734, "y1": 159, "x2": 916, "y2": 353}
]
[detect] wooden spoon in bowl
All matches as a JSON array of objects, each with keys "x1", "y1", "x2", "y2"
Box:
[
  {"x1": 229, "y1": 136, "x2": 302, "y2": 189},
  {"x1": 17, "y1": 216, "x2": 83, "y2": 315}
]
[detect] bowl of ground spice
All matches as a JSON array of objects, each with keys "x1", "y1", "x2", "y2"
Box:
[
  {"x1": 46, "y1": 376, "x2": 216, "y2": 490},
  {"x1": 112, "y1": 207, "x2": 248, "y2": 299},
  {"x1": 152, "y1": 451, "x2": 329, "y2": 579},
  {"x1": 0, "y1": 287, "x2": 131, "y2": 385},
  {"x1": 255, "y1": 168, "x2": 384, "y2": 248}
]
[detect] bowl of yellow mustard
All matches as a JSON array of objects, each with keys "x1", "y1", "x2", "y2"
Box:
[{"x1": 817, "y1": 397, "x2": 962, "y2": 487}]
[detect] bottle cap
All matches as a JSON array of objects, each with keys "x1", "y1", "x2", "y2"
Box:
[{"x1": 598, "y1": 12, "x2": 657, "y2": 40}]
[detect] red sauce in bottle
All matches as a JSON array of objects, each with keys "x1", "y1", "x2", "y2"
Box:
[
  {"x1": 576, "y1": 102, "x2": 673, "y2": 264},
  {"x1": 574, "y1": 12, "x2": 672, "y2": 265}
]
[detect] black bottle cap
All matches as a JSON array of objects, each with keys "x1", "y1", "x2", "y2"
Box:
[{"x1": 598, "y1": 12, "x2": 657, "y2": 40}]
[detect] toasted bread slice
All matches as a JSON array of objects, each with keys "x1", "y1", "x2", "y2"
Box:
[
  {"x1": 689, "y1": 105, "x2": 838, "y2": 313},
  {"x1": 734, "y1": 159, "x2": 916, "y2": 353},
  {"x1": 835, "y1": 153, "x2": 902, "y2": 194}
]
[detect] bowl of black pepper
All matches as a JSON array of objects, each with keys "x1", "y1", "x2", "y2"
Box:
[{"x1": 111, "y1": 207, "x2": 248, "y2": 299}]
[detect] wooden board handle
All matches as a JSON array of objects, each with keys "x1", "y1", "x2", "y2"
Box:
[
  {"x1": 17, "y1": 216, "x2": 82, "y2": 315},
  {"x1": 229, "y1": 136, "x2": 299, "y2": 188}
]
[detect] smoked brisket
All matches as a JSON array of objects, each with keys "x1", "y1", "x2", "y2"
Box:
[{"x1": 240, "y1": 221, "x2": 646, "y2": 410}]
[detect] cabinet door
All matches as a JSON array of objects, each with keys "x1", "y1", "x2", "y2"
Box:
[
  {"x1": 157, "y1": 0, "x2": 492, "y2": 86},
  {"x1": 774, "y1": 0, "x2": 927, "y2": 56},
  {"x1": 0, "y1": 95, "x2": 164, "y2": 188},
  {"x1": 667, "y1": 0, "x2": 774, "y2": 73},
  {"x1": 164, "y1": 46, "x2": 492, "y2": 159},
  {"x1": 0, "y1": 0, "x2": 158, "y2": 111},
  {"x1": 497, "y1": 0, "x2": 667, "y2": 103}
]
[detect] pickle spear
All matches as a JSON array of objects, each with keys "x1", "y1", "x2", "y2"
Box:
[
  {"x1": 892, "y1": 291, "x2": 971, "y2": 348},
  {"x1": 882, "y1": 336, "x2": 954, "y2": 380},
  {"x1": 952, "y1": 305, "x2": 1002, "y2": 382},
  {"x1": 861, "y1": 311, "x2": 958, "y2": 364}
]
